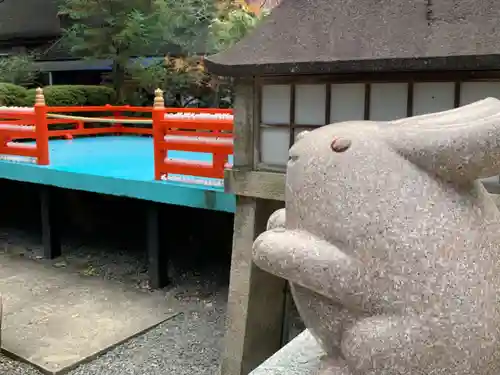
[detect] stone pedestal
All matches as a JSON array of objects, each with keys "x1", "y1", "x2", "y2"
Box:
[
  {"x1": 220, "y1": 197, "x2": 287, "y2": 375},
  {"x1": 249, "y1": 331, "x2": 323, "y2": 375}
]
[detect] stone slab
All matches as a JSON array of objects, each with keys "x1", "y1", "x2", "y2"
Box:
[
  {"x1": 0, "y1": 254, "x2": 178, "y2": 374},
  {"x1": 249, "y1": 330, "x2": 323, "y2": 375}
]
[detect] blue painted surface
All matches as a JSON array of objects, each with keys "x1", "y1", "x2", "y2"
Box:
[{"x1": 0, "y1": 136, "x2": 235, "y2": 213}]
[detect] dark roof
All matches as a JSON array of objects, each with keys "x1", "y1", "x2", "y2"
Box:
[
  {"x1": 205, "y1": 0, "x2": 500, "y2": 76},
  {"x1": 0, "y1": 0, "x2": 60, "y2": 41}
]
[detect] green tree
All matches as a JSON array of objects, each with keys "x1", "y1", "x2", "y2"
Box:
[
  {"x1": 208, "y1": 1, "x2": 268, "y2": 52},
  {"x1": 204, "y1": 1, "x2": 268, "y2": 107},
  {"x1": 58, "y1": 0, "x2": 219, "y2": 102},
  {"x1": 0, "y1": 54, "x2": 38, "y2": 86},
  {"x1": 128, "y1": 1, "x2": 267, "y2": 108},
  {"x1": 127, "y1": 55, "x2": 211, "y2": 107}
]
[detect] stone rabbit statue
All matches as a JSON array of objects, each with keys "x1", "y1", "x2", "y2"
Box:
[{"x1": 253, "y1": 98, "x2": 500, "y2": 375}]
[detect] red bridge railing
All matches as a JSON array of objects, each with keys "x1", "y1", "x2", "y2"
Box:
[
  {"x1": 152, "y1": 107, "x2": 233, "y2": 181},
  {"x1": 0, "y1": 88, "x2": 234, "y2": 183},
  {"x1": 0, "y1": 108, "x2": 41, "y2": 161}
]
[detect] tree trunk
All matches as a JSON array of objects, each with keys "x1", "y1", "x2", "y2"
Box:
[
  {"x1": 112, "y1": 60, "x2": 126, "y2": 103},
  {"x1": 212, "y1": 85, "x2": 221, "y2": 107}
]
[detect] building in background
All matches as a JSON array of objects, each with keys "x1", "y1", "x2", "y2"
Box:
[
  {"x1": 0, "y1": 0, "x2": 60, "y2": 55},
  {"x1": 0, "y1": 0, "x2": 113, "y2": 85},
  {"x1": 0, "y1": 0, "x2": 275, "y2": 86}
]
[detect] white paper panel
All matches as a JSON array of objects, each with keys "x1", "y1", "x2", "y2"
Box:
[
  {"x1": 295, "y1": 84, "x2": 326, "y2": 125},
  {"x1": 369, "y1": 83, "x2": 408, "y2": 121},
  {"x1": 261, "y1": 84, "x2": 291, "y2": 124},
  {"x1": 413, "y1": 82, "x2": 455, "y2": 115},
  {"x1": 460, "y1": 82, "x2": 500, "y2": 105},
  {"x1": 260, "y1": 127, "x2": 290, "y2": 166},
  {"x1": 330, "y1": 83, "x2": 366, "y2": 122}
]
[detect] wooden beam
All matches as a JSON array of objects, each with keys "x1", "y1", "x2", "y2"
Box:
[
  {"x1": 225, "y1": 169, "x2": 286, "y2": 201},
  {"x1": 39, "y1": 185, "x2": 62, "y2": 259},
  {"x1": 232, "y1": 81, "x2": 256, "y2": 167},
  {"x1": 146, "y1": 202, "x2": 169, "y2": 289},
  {"x1": 220, "y1": 197, "x2": 287, "y2": 375}
]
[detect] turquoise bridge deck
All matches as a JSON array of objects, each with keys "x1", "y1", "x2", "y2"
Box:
[
  {"x1": 0, "y1": 135, "x2": 235, "y2": 288},
  {"x1": 0, "y1": 136, "x2": 236, "y2": 213}
]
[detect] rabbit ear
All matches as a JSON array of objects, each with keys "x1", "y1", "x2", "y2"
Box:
[
  {"x1": 386, "y1": 98, "x2": 500, "y2": 183},
  {"x1": 295, "y1": 130, "x2": 310, "y2": 141},
  {"x1": 390, "y1": 98, "x2": 500, "y2": 128}
]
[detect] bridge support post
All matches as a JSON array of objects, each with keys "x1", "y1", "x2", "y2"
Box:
[
  {"x1": 147, "y1": 202, "x2": 169, "y2": 288},
  {"x1": 39, "y1": 184, "x2": 62, "y2": 259}
]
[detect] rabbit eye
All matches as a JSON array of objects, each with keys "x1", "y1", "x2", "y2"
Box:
[{"x1": 330, "y1": 137, "x2": 351, "y2": 153}]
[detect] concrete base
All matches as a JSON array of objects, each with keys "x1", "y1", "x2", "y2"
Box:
[
  {"x1": 0, "y1": 254, "x2": 178, "y2": 374},
  {"x1": 249, "y1": 330, "x2": 324, "y2": 375}
]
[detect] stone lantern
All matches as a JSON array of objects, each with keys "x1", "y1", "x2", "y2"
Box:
[{"x1": 205, "y1": 1, "x2": 500, "y2": 374}]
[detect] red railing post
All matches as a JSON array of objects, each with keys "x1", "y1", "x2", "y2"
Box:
[
  {"x1": 113, "y1": 111, "x2": 122, "y2": 133},
  {"x1": 34, "y1": 88, "x2": 49, "y2": 165},
  {"x1": 152, "y1": 89, "x2": 165, "y2": 180},
  {"x1": 213, "y1": 152, "x2": 226, "y2": 178}
]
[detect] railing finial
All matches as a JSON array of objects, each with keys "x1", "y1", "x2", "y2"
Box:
[
  {"x1": 35, "y1": 87, "x2": 46, "y2": 106},
  {"x1": 154, "y1": 88, "x2": 164, "y2": 109}
]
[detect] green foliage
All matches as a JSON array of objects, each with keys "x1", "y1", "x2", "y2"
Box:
[
  {"x1": 59, "y1": 0, "x2": 216, "y2": 58},
  {"x1": 127, "y1": 56, "x2": 211, "y2": 106},
  {"x1": 0, "y1": 83, "x2": 29, "y2": 106},
  {"x1": 57, "y1": 0, "x2": 266, "y2": 107},
  {"x1": 25, "y1": 85, "x2": 115, "y2": 106},
  {"x1": 127, "y1": 2, "x2": 266, "y2": 108},
  {"x1": 27, "y1": 86, "x2": 85, "y2": 106},
  {"x1": 0, "y1": 84, "x2": 114, "y2": 108},
  {"x1": 0, "y1": 54, "x2": 39, "y2": 86},
  {"x1": 77, "y1": 86, "x2": 116, "y2": 106},
  {"x1": 58, "y1": 0, "x2": 219, "y2": 101},
  {"x1": 152, "y1": 0, "x2": 220, "y2": 53},
  {"x1": 208, "y1": 3, "x2": 268, "y2": 52}
]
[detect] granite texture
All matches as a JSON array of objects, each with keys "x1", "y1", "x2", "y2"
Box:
[
  {"x1": 249, "y1": 330, "x2": 324, "y2": 375},
  {"x1": 253, "y1": 97, "x2": 500, "y2": 374},
  {"x1": 205, "y1": 0, "x2": 500, "y2": 76}
]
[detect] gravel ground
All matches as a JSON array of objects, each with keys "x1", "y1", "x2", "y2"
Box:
[
  {"x1": 67, "y1": 276, "x2": 228, "y2": 375},
  {"x1": 0, "y1": 227, "x2": 230, "y2": 375},
  {"x1": 0, "y1": 185, "x2": 304, "y2": 375}
]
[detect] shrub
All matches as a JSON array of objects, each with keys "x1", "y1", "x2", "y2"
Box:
[
  {"x1": 25, "y1": 85, "x2": 116, "y2": 106},
  {"x1": 0, "y1": 54, "x2": 38, "y2": 86},
  {"x1": 27, "y1": 86, "x2": 86, "y2": 106},
  {"x1": 0, "y1": 83, "x2": 29, "y2": 106},
  {"x1": 80, "y1": 86, "x2": 115, "y2": 106}
]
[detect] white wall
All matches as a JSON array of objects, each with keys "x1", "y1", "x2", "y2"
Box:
[{"x1": 258, "y1": 80, "x2": 500, "y2": 167}]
